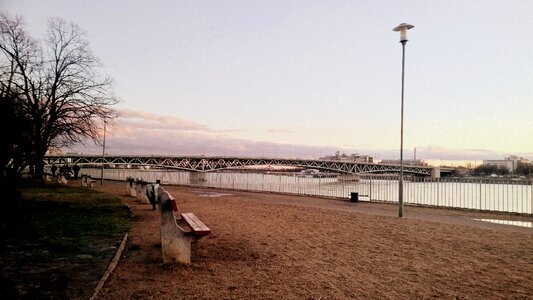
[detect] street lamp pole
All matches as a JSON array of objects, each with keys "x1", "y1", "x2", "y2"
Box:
[
  {"x1": 393, "y1": 23, "x2": 414, "y2": 218},
  {"x1": 101, "y1": 119, "x2": 107, "y2": 185}
]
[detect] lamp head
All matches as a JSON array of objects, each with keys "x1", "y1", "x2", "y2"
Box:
[{"x1": 393, "y1": 23, "x2": 414, "y2": 42}]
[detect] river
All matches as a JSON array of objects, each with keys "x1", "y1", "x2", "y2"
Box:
[{"x1": 81, "y1": 168, "x2": 532, "y2": 214}]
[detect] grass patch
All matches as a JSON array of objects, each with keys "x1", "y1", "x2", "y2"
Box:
[{"x1": 1, "y1": 180, "x2": 131, "y2": 299}]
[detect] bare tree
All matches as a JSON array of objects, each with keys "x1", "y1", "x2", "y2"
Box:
[{"x1": 0, "y1": 13, "x2": 117, "y2": 178}]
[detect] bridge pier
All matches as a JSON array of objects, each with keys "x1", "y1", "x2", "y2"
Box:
[
  {"x1": 431, "y1": 167, "x2": 441, "y2": 179},
  {"x1": 189, "y1": 172, "x2": 207, "y2": 184}
]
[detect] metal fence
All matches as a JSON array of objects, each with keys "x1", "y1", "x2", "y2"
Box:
[{"x1": 83, "y1": 169, "x2": 533, "y2": 215}]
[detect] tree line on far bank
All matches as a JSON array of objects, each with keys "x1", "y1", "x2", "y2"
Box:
[
  {"x1": 470, "y1": 162, "x2": 532, "y2": 177},
  {"x1": 0, "y1": 13, "x2": 117, "y2": 187}
]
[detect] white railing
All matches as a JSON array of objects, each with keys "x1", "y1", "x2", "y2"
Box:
[{"x1": 83, "y1": 169, "x2": 533, "y2": 215}]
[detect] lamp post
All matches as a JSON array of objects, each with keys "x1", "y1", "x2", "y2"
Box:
[
  {"x1": 393, "y1": 23, "x2": 414, "y2": 218},
  {"x1": 101, "y1": 119, "x2": 107, "y2": 185}
]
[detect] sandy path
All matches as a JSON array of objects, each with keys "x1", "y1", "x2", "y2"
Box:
[{"x1": 90, "y1": 181, "x2": 533, "y2": 299}]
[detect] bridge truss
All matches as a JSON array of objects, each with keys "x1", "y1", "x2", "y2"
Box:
[{"x1": 43, "y1": 155, "x2": 436, "y2": 176}]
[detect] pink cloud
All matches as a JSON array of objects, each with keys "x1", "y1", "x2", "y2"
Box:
[
  {"x1": 118, "y1": 109, "x2": 211, "y2": 132},
  {"x1": 66, "y1": 109, "x2": 533, "y2": 163}
]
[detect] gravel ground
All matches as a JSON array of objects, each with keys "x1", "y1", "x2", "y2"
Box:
[{"x1": 91, "y1": 181, "x2": 533, "y2": 299}]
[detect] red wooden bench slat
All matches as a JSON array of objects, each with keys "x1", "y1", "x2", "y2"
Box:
[
  {"x1": 169, "y1": 197, "x2": 179, "y2": 212},
  {"x1": 181, "y1": 212, "x2": 211, "y2": 236}
]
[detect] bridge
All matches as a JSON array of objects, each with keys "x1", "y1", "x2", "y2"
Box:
[{"x1": 44, "y1": 155, "x2": 453, "y2": 177}]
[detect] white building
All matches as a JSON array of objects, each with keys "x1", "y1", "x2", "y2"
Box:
[
  {"x1": 482, "y1": 160, "x2": 513, "y2": 172},
  {"x1": 483, "y1": 155, "x2": 530, "y2": 173}
]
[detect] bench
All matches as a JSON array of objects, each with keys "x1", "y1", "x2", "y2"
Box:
[
  {"x1": 43, "y1": 173, "x2": 53, "y2": 182},
  {"x1": 125, "y1": 177, "x2": 136, "y2": 197},
  {"x1": 159, "y1": 189, "x2": 211, "y2": 264},
  {"x1": 135, "y1": 180, "x2": 150, "y2": 204},
  {"x1": 81, "y1": 174, "x2": 97, "y2": 187},
  {"x1": 57, "y1": 174, "x2": 68, "y2": 184},
  {"x1": 145, "y1": 183, "x2": 159, "y2": 210}
]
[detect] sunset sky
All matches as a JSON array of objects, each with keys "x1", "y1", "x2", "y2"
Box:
[{"x1": 3, "y1": 0, "x2": 533, "y2": 166}]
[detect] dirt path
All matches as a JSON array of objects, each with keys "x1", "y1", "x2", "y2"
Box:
[{"x1": 91, "y1": 181, "x2": 533, "y2": 299}]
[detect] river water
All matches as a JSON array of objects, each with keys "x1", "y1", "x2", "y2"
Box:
[{"x1": 82, "y1": 168, "x2": 532, "y2": 214}]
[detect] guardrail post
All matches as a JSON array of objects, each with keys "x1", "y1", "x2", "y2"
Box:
[
  {"x1": 479, "y1": 180, "x2": 482, "y2": 210},
  {"x1": 341, "y1": 179, "x2": 344, "y2": 199},
  {"x1": 369, "y1": 176, "x2": 372, "y2": 201}
]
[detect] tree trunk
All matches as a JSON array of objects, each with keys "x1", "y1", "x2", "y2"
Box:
[{"x1": 34, "y1": 148, "x2": 47, "y2": 179}]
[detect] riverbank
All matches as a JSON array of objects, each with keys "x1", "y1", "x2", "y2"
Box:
[{"x1": 93, "y1": 180, "x2": 533, "y2": 299}]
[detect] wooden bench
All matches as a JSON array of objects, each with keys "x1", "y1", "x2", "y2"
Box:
[
  {"x1": 81, "y1": 174, "x2": 97, "y2": 187},
  {"x1": 159, "y1": 190, "x2": 211, "y2": 264},
  {"x1": 125, "y1": 177, "x2": 136, "y2": 196},
  {"x1": 145, "y1": 183, "x2": 159, "y2": 210},
  {"x1": 43, "y1": 173, "x2": 53, "y2": 182},
  {"x1": 57, "y1": 174, "x2": 68, "y2": 184},
  {"x1": 88, "y1": 178, "x2": 97, "y2": 187},
  {"x1": 135, "y1": 180, "x2": 151, "y2": 204}
]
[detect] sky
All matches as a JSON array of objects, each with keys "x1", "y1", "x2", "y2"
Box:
[{"x1": 2, "y1": 0, "x2": 533, "y2": 166}]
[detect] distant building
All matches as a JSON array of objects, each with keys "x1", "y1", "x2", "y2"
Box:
[
  {"x1": 482, "y1": 160, "x2": 513, "y2": 172},
  {"x1": 483, "y1": 155, "x2": 530, "y2": 173},
  {"x1": 355, "y1": 155, "x2": 373, "y2": 163}
]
